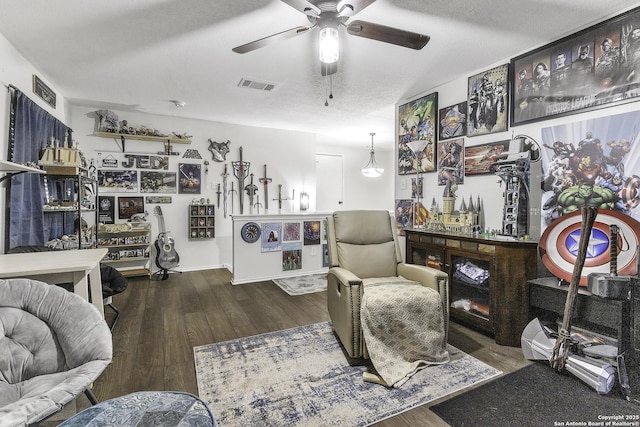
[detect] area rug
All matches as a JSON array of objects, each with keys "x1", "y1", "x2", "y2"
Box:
[
  {"x1": 193, "y1": 322, "x2": 501, "y2": 427},
  {"x1": 431, "y1": 361, "x2": 638, "y2": 427},
  {"x1": 271, "y1": 273, "x2": 327, "y2": 295}
]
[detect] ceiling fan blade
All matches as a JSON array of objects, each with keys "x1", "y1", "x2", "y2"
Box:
[
  {"x1": 232, "y1": 26, "x2": 311, "y2": 54},
  {"x1": 346, "y1": 20, "x2": 430, "y2": 50},
  {"x1": 280, "y1": 0, "x2": 321, "y2": 17},
  {"x1": 337, "y1": 0, "x2": 376, "y2": 17},
  {"x1": 321, "y1": 62, "x2": 338, "y2": 76}
]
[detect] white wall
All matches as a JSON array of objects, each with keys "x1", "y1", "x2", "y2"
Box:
[
  {"x1": 70, "y1": 106, "x2": 394, "y2": 272},
  {"x1": 316, "y1": 141, "x2": 395, "y2": 211}
]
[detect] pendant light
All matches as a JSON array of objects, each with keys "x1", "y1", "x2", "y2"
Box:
[{"x1": 361, "y1": 133, "x2": 384, "y2": 178}]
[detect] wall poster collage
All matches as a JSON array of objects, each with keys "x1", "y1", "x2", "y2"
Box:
[
  {"x1": 251, "y1": 219, "x2": 328, "y2": 271},
  {"x1": 396, "y1": 7, "x2": 640, "y2": 238}
]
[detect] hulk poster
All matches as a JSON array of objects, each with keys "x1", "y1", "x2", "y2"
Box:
[{"x1": 540, "y1": 110, "x2": 640, "y2": 234}]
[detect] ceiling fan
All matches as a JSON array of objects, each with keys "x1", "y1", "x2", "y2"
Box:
[{"x1": 232, "y1": 0, "x2": 430, "y2": 76}]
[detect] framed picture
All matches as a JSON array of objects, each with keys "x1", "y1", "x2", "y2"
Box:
[
  {"x1": 303, "y1": 221, "x2": 321, "y2": 245},
  {"x1": 413, "y1": 201, "x2": 428, "y2": 228},
  {"x1": 97, "y1": 169, "x2": 138, "y2": 193},
  {"x1": 140, "y1": 171, "x2": 177, "y2": 193},
  {"x1": 411, "y1": 177, "x2": 423, "y2": 199},
  {"x1": 282, "y1": 242, "x2": 302, "y2": 271},
  {"x1": 438, "y1": 101, "x2": 467, "y2": 141},
  {"x1": 178, "y1": 163, "x2": 201, "y2": 194},
  {"x1": 261, "y1": 222, "x2": 282, "y2": 252},
  {"x1": 467, "y1": 64, "x2": 509, "y2": 136},
  {"x1": 464, "y1": 140, "x2": 509, "y2": 176},
  {"x1": 510, "y1": 6, "x2": 640, "y2": 126},
  {"x1": 437, "y1": 138, "x2": 465, "y2": 186},
  {"x1": 98, "y1": 196, "x2": 115, "y2": 224},
  {"x1": 118, "y1": 196, "x2": 144, "y2": 219},
  {"x1": 394, "y1": 199, "x2": 413, "y2": 235},
  {"x1": 283, "y1": 222, "x2": 301, "y2": 241},
  {"x1": 398, "y1": 92, "x2": 438, "y2": 175}
]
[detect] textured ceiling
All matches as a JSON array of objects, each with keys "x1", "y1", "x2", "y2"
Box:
[{"x1": 1, "y1": 0, "x2": 639, "y2": 150}]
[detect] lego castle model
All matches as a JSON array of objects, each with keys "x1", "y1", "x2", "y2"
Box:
[
  {"x1": 38, "y1": 134, "x2": 82, "y2": 168},
  {"x1": 424, "y1": 186, "x2": 482, "y2": 234}
]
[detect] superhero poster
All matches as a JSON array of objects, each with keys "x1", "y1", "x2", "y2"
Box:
[
  {"x1": 539, "y1": 110, "x2": 640, "y2": 283},
  {"x1": 397, "y1": 92, "x2": 438, "y2": 175},
  {"x1": 540, "y1": 110, "x2": 640, "y2": 230}
]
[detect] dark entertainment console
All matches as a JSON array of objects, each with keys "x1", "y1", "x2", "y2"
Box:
[{"x1": 405, "y1": 229, "x2": 538, "y2": 346}]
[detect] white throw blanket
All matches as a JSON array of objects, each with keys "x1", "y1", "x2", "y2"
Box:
[{"x1": 360, "y1": 279, "x2": 449, "y2": 388}]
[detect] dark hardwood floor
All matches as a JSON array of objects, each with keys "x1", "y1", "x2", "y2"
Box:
[{"x1": 38, "y1": 268, "x2": 531, "y2": 426}]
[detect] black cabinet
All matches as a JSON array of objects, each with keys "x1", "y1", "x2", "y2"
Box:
[{"x1": 528, "y1": 277, "x2": 633, "y2": 353}]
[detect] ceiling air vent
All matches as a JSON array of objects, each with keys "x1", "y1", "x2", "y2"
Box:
[{"x1": 238, "y1": 78, "x2": 276, "y2": 92}]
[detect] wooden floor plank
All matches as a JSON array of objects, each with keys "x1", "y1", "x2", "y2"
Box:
[{"x1": 38, "y1": 268, "x2": 529, "y2": 427}]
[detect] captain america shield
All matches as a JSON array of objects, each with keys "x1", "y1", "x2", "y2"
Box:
[{"x1": 539, "y1": 209, "x2": 640, "y2": 286}]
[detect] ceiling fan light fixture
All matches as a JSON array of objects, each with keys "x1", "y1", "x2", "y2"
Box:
[
  {"x1": 319, "y1": 26, "x2": 339, "y2": 64},
  {"x1": 361, "y1": 132, "x2": 384, "y2": 178}
]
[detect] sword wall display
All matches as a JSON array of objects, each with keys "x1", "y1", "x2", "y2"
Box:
[
  {"x1": 245, "y1": 173, "x2": 258, "y2": 215},
  {"x1": 260, "y1": 164, "x2": 272, "y2": 213},
  {"x1": 216, "y1": 183, "x2": 221, "y2": 209},
  {"x1": 228, "y1": 181, "x2": 237, "y2": 214},
  {"x1": 273, "y1": 184, "x2": 290, "y2": 214},
  {"x1": 232, "y1": 146, "x2": 250, "y2": 214},
  {"x1": 221, "y1": 163, "x2": 229, "y2": 218}
]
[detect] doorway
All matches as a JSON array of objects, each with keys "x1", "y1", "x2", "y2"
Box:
[{"x1": 315, "y1": 154, "x2": 343, "y2": 212}]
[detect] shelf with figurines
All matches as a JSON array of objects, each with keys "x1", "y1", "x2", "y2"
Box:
[
  {"x1": 0, "y1": 159, "x2": 45, "y2": 183},
  {"x1": 92, "y1": 109, "x2": 192, "y2": 152}
]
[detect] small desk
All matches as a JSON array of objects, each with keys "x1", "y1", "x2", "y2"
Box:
[{"x1": 0, "y1": 248, "x2": 108, "y2": 317}]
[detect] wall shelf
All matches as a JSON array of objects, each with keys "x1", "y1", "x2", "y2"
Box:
[
  {"x1": 95, "y1": 132, "x2": 191, "y2": 153},
  {"x1": 97, "y1": 222, "x2": 152, "y2": 277},
  {"x1": 189, "y1": 204, "x2": 215, "y2": 239},
  {"x1": 0, "y1": 159, "x2": 46, "y2": 183}
]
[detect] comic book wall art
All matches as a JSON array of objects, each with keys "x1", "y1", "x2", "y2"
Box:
[
  {"x1": 511, "y1": 6, "x2": 640, "y2": 125},
  {"x1": 464, "y1": 140, "x2": 509, "y2": 176},
  {"x1": 467, "y1": 64, "x2": 509, "y2": 136},
  {"x1": 437, "y1": 138, "x2": 465, "y2": 187},
  {"x1": 398, "y1": 92, "x2": 438, "y2": 175},
  {"x1": 439, "y1": 102, "x2": 467, "y2": 141},
  {"x1": 540, "y1": 110, "x2": 640, "y2": 229},
  {"x1": 394, "y1": 199, "x2": 413, "y2": 235}
]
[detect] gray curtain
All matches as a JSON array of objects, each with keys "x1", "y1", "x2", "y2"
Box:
[{"x1": 8, "y1": 89, "x2": 73, "y2": 249}]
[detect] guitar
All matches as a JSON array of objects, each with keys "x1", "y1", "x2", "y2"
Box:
[{"x1": 153, "y1": 206, "x2": 180, "y2": 276}]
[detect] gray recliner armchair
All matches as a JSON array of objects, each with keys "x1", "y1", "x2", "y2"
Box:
[
  {"x1": 327, "y1": 210, "x2": 449, "y2": 360},
  {"x1": 0, "y1": 278, "x2": 113, "y2": 426}
]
